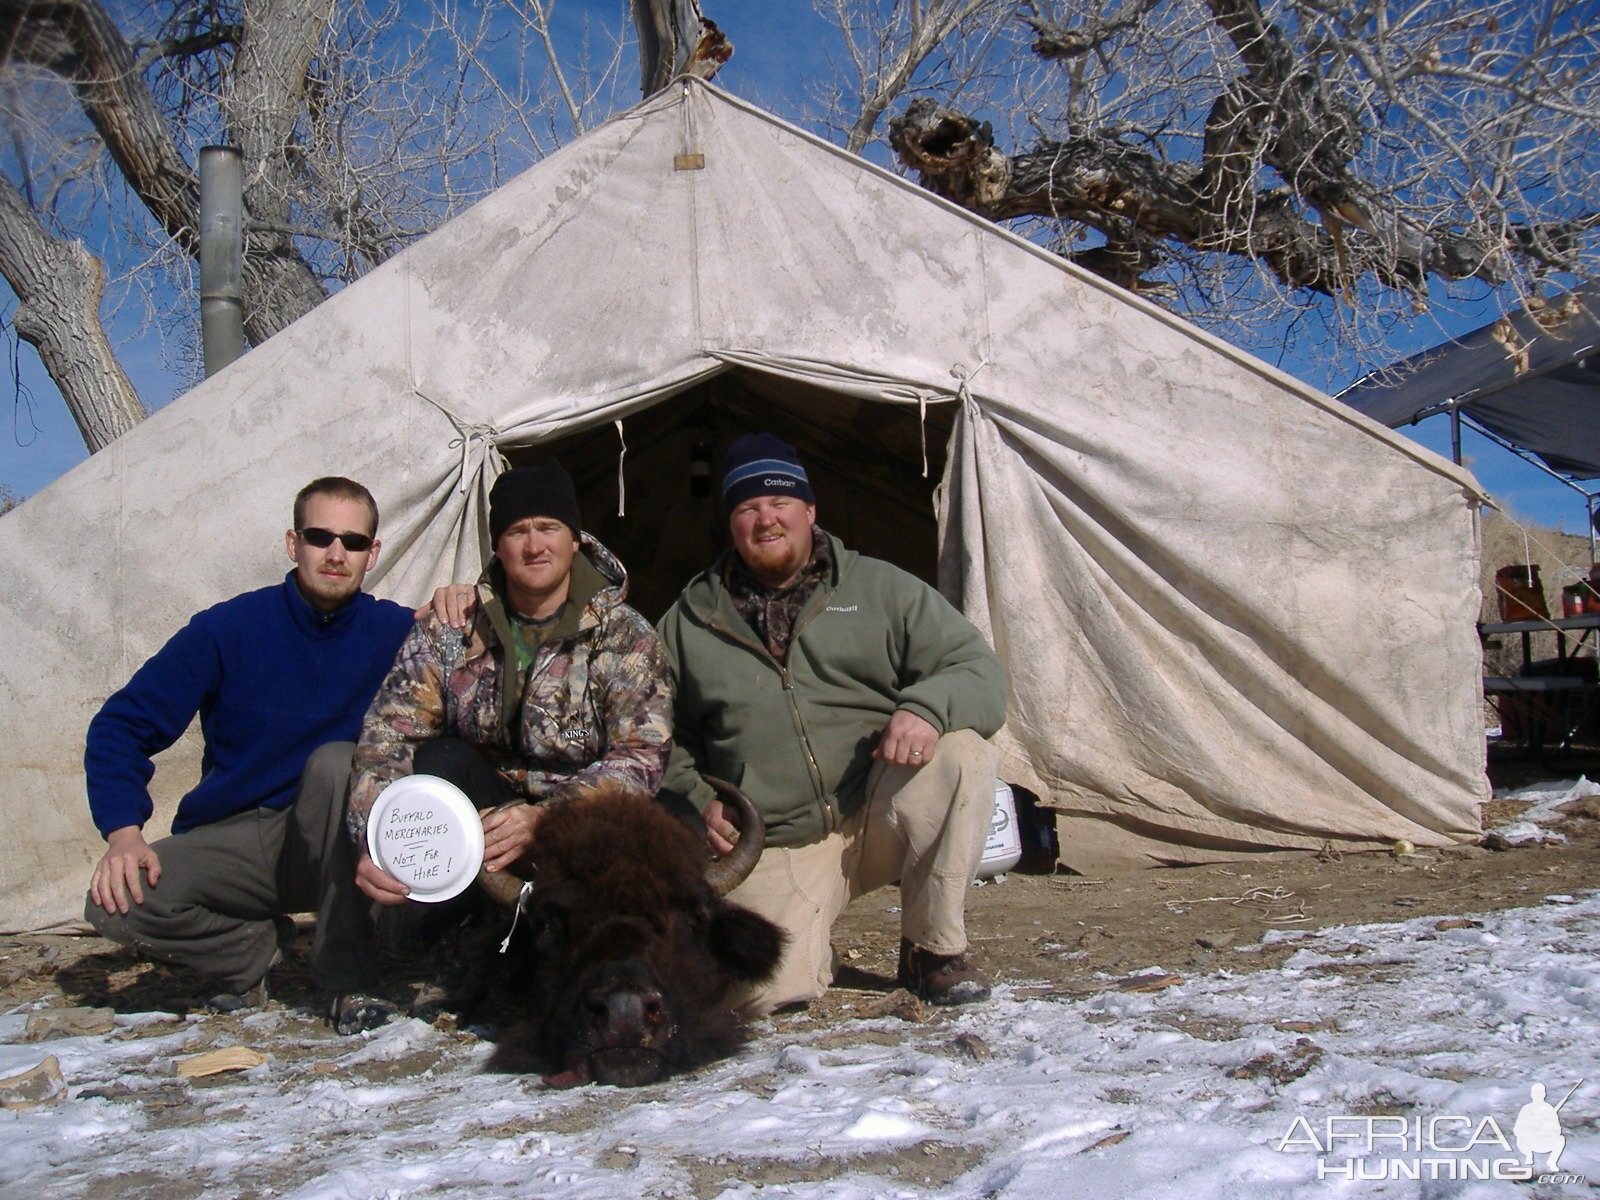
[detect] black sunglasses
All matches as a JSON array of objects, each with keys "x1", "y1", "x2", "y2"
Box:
[{"x1": 297, "y1": 527, "x2": 374, "y2": 552}]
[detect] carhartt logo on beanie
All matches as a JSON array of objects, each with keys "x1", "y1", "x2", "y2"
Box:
[
  {"x1": 721, "y1": 433, "x2": 814, "y2": 514},
  {"x1": 489, "y1": 463, "x2": 581, "y2": 544}
]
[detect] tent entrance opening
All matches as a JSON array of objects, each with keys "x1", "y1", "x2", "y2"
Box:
[{"x1": 504, "y1": 367, "x2": 955, "y2": 621}]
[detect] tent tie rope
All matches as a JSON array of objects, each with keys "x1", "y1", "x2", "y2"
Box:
[
  {"x1": 414, "y1": 387, "x2": 502, "y2": 495},
  {"x1": 444, "y1": 422, "x2": 502, "y2": 494},
  {"x1": 614, "y1": 419, "x2": 628, "y2": 517},
  {"x1": 950, "y1": 360, "x2": 989, "y2": 402},
  {"x1": 918, "y1": 393, "x2": 928, "y2": 477},
  {"x1": 947, "y1": 361, "x2": 992, "y2": 477}
]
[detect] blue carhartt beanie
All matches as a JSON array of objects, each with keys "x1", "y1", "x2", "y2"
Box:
[{"x1": 720, "y1": 434, "x2": 815, "y2": 514}]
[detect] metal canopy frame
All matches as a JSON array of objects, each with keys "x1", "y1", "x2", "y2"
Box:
[
  {"x1": 1338, "y1": 283, "x2": 1600, "y2": 551},
  {"x1": 1450, "y1": 406, "x2": 1599, "y2": 559}
]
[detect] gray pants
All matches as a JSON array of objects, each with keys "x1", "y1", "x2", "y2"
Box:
[{"x1": 85, "y1": 742, "x2": 378, "y2": 994}]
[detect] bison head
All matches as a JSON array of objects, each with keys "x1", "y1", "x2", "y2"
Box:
[{"x1": 478, "y1": 777, "x2": 784, "y2": 1087}]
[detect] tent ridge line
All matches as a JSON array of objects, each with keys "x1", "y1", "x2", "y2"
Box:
[
  {"x1": 680, "y1": 79, "x2": 1356, "y2": 413},
  {"x1": 682, "y1": 82, "x2": 1476, "y2": 494}
]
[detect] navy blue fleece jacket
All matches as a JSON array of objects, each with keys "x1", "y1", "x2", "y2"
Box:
[{"x1": 85, "y1": 573, "x2": 415, "y2": 837}]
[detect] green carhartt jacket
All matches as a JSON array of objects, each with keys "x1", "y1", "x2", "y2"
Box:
[{"x1": 658, "y1": 532, "x2": 1007, "y2": 847}]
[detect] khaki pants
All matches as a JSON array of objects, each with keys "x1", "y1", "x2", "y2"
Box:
[
  {"x1": 726, "y1": 729, "x2": 999, "y2": 1015},
  {"x1": 85, "y1": 742, "x2": 378, "y2": 995}
]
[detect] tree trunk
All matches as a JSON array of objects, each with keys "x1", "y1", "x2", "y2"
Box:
[
  {"x1": 0, "y1": 176, "x2": 145, "y2": 452},
  {"x1": 0, "y1": 0, "x2": 198, "y2": 247},
  {"x1": 2, "y1": 0, "x2": 329, "y2": 371},
  {"x1": 224, "y1": 0, "x2": 332, "y2": 342},
  {"x1": 632, "y1": 0, "x2": 730, "y2": 97}
]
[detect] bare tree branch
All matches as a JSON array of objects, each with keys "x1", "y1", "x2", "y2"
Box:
[
  {"x1": 877, "y1": 0, "x2": 1599, "y2": 326},
  {"x1": 1, "y1": 0, "x2": 607, "y2": 447},
  {"x1": 1, "y1": 0, "x2": 200, "y2": 248},
  {"x1": 132, "y1": 25, "x2": 243, "y2": 71},
  {"x1": 1023, "y1": 0, "x2": 1158, "y2": 62},
  {"x1": 815, "y1": 0, "x2": 1012, "y2": 154}
]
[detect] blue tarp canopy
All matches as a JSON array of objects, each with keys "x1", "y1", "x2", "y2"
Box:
[{"x1": 1337, "y1": 284, "x2": 1600, "y2": 480}]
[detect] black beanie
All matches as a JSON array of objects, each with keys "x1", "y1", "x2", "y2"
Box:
[
  {"x1": 720, "y1": 433, "x2": 815, "y2": 514},
  {"x1": 489, "y1": 463, "x2": 581, "y2": 544}
]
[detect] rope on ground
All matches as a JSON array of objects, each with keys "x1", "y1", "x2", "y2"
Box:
[{"x1": 1165, "y1": 885, "x2": 1309, "y2": 923}]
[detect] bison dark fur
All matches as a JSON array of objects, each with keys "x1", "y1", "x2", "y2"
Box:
[{"x1": 481, "y1": 781, "x2": 784, "y2": 1088}]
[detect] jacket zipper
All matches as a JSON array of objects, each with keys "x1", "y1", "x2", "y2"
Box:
[
  {"x1": 502, "y1": 618, "x2": 593, "y2": 754},
  {"x1": 782, "y1": 594, "x2": 837, "y2": 832},
  {"x1": 708, "y1": 585, "x2": 838, "y2": 833}
]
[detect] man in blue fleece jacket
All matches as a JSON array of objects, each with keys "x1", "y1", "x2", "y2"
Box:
[{"x1": 84, "y1": 477, "x2": 417, "y2": 1033}]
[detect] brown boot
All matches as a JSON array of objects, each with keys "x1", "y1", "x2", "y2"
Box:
[{"x1": 898, "y1": 938, "x2": 991, "y2": 1005}]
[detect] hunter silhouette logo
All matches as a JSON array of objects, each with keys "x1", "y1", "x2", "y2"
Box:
[{"x1": 1513, "y1": 1081, "x2": 1577, "y2": 1173}]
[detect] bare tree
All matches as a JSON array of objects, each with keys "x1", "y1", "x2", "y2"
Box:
[
  {"x1": 8, "y1": 0, "x2": 1595, "y2": 455},
  {"x1": 0, "y1": 0, "x2": 638, "y2": 453},
  {"x1": 0, "y1": 0, "x2": 736, "y2": 455},
  {"x1": 815, "y1": 0, "x2": 1599, "y2": 368},
  {"x1": 813, "y1": 0, "x2": 1011, "y2": 154},
  {"x1": 0, "y1": 169, "x2": 145, "y2": 449}
]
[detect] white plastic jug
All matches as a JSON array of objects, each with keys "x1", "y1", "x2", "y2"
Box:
[{"x1": 978, "y1": 781, "x2": 1022, "y2": 879}]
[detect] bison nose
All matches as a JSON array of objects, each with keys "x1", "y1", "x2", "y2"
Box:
[{"x1": 587, "y1": 986, "x2": 665, "y2": 1045}]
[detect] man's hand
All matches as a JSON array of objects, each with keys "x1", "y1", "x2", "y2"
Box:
[
  {"x1": 88, "y1": 826, "x2": 161, "y2": 915},
  {"x1": 872, "y1": 710, "x2": 940, "y2": 767},
  {"x1": 701, "y1": 798, "x2": 740, "y2": 857},
  {"x1": 355, "y1": 852, "x2": 413, "y2": 906},
  {"x1": 482, "y1": 803, "x2": 543, "y2": 873},
  {"x1": 414, "y1": 583, "x2": 478, "y2": 627}
]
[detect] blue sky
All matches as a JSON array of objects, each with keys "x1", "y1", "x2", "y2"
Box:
[{"x1": 1, "y1": 1, "x2": 1590, "y2": 533}]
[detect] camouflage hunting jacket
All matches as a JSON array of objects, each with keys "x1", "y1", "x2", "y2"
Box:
[{"x1": 347, "y1": 536, "x2": 672, "y2": 846}]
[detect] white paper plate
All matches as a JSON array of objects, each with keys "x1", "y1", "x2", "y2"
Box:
[{"x1": 365, "y1": 774, "x2": 484, "y2": 903}]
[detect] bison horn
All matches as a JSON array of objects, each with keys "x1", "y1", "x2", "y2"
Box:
[
  {"x1": 477, "y1": 863, "x2": 526, "y2": 909},
  {"x1": 700, "y1": 776, "x2": 766, "y2": 898}
]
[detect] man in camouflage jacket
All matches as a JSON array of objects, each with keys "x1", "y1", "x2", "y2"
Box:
[{"x1": 349, "y1": 462, "x2": 672, "y2": 910}]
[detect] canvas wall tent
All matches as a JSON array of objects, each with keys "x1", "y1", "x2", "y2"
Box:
[{"x1": 0, "y1": 80, "x2": 1489, "y2": 933}]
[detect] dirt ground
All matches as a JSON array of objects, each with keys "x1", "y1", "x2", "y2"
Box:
[
  {"x1": 4, "y1": 753, "x2": 1598, "y2": 1034},
  {"x1": 3, "y1": 757, "x2": 1598, "y2": 1200},
  {"x1": 819, "y1": 771, "x2": 1600, "y2": 1026}
]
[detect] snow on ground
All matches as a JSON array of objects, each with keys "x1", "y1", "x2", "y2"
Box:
[
  {"x1": 4, "y1": 889, "x2": 1595, "y2": 1200},
  {"x1": 3, "y1": 786, "x2": 1597, "y2": 1199}
]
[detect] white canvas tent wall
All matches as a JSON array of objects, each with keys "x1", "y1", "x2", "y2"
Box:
[{"x1": 0, "y1": 80, "x2": 1488, "y2": 932}]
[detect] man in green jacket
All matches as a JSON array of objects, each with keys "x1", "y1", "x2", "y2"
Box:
[{"x1": 659, "y1": 434, "x2": 1007, "y2": 1013}]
